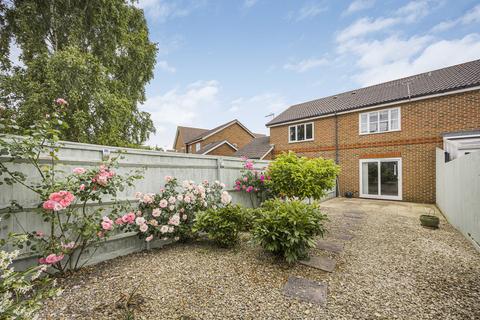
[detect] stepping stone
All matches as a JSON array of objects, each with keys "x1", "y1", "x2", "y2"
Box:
[
  {"x1": 316, "y1": 240, "x2": 344, "y2": 253},
  {"x1": 343, "y1": 213, "x2": 364, "y2": 219},
  {"x1": 283, "y1": 276, "x2": 327, "y2": 306},
  {"x1": 299, "y1": 255, "x2": 336, "y2": 272}
]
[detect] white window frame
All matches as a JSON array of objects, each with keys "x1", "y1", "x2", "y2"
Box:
[
  {"x1": 288, "y1": 122, "x2": 314, "y2": 143},
  {"x1": 359, "y1": 107, "x2": 401, "y2": 135},
  {"x1": 359, "y1": 157, "x2": 403, "y2": 201},
  {"x1": 195, "y1": 143, "x2": 201, "y2": 152}
]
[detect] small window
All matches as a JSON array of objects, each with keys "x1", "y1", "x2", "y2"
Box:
[
  {"x1": 289, "y1": 122, "x2": 314, "y2": 142},
  {"x1": 360, "y1": 107, "x2": 401, "y2": 135},
  {"x1": 306, "y1": 123, "x2": 313, "y2": 140},
  {"x1": 195, "y1": 143, "x2": 201, "y2": 152}
]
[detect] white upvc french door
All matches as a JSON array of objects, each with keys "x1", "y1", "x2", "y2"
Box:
[{"x1": 359, "y1": 158, "x2": 402, "y2": 200}]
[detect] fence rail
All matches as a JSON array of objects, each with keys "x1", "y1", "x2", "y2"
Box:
[{"x1": 0, "y1": 139, "x2": 269, "y2": 269}]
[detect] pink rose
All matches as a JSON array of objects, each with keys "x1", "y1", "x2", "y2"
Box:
[
  {"x1": 122, "y1": 212, "x2": 136, "y2": 224},
  {"x1": 55, "y1": 98, "x2": 68, "y2": 106},
  {"x1": 35, "y1": 231, "x2": 45, "y2": 237},
  {"x1": 115, "y1": 217, "x2": 124, "y2": 225},
  {"x1": 41, "y1": 253, "x2": 64, "y2": 265},
  {"x1": 246, "y1": 186, "x2": 254, "y2": 193},
  {"x1": 168, "y1": 196, "x2": 176, "y2": 204},
  {"x1": 79, "y1": 184, "x2": 86, "y2": 191},
  {"x1": 97, "y1": 175, "x2": 108, "y2": 186},
  {"x1": 73, "y1": 167, "x2": 86, "y2": 175},
  {"x1": 243, "y1": 177, "x2": 248, "y2": 182},
  {"x1": 168, "y1": 214, "x2": 180, "y2": 226},
  {"x1": 159, "y1": 199, "x2": 168, "y2": 208},
  {"x1": 169, "y1": 205, "x2": 175, "y2": 211},
  {"x1": 101, "y1": 221, "x2": 113, "y2": 231},
  {"x1": 160, "y1": 225, "x2": 169, "y2": 234},
  {"x1": 139, "y1": 224, "x2": 148, "y2": 232},
  {"x1": 164, "y1": 175, "x2": 173, "y2": 182},
  {"x1": 152, "y1": 208, "x2": 161, "y2": 217},
  {"x1": 61, "y1": 241, "x2": 76, "y2": 250},
  {"x1": 145, "y1": 235, "x2": 154, "y2": 242},
  {"x1": 135, "y1": 217, "x2": 146, "y2": 225},
  {"x1": 184, "y1": 196, "x2": 191, "y2": 203}
]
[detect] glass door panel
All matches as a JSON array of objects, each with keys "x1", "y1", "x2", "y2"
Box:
[
  {"x1": 380, "y1": 161, "x2": 398, "y2": 196},
  {"x1": 361, "y1": 162, "x2": 378, "y2": 195}
]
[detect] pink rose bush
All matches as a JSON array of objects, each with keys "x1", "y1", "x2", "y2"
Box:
[
  {"x1": 24, "y1": 159, "x2": 141, "y2": 273},
  {"x1": 234, "y1": 158, "x2": 272, "y2": 204},
  {"x1": 119, "y1": 177, "x2": 231, "y2": 242}
]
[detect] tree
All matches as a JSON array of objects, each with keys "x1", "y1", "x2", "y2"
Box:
[
  {"x1": 266, "y1": 151, "x2": 340, "y2": 200},
  {"x1": 0, "y1": 0, "x2": 157, "y2": 146}
]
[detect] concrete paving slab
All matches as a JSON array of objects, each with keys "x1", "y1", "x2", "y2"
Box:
[
  {"x1": 299, "y1": 255, "x2": 336, "y2": 272},
  {"x1": 283, "y1": 276, "x2": 327, "y2": 305},
  {"x1": 316, "y1": 240, "x2": 344, "y2": 253}
]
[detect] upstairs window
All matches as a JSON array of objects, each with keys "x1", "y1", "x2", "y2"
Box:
[
  {"x1": 360, "y1": 107, "x2": 400, "y2": 135},
  {"x1": 289, "y1": 122, "x2": 314, "y2": 143},
  {"x1": 195, "y1": 143, "x2": 201, "y2": 152}
]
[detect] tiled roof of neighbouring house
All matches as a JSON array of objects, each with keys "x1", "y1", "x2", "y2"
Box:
[
  {"x1": 186, "y1": 119, "x2": 256, "y2": 143},
  {"x1": 234, "y1": 136, "x2": 273, "y2": 159},
  {"x1": 197, "y1": 140, "x2": 237, "y2": 154},
  {"x1": 266, "y1": 59, "x2": 480, "y2": 127},
  {"x1": 177, "y1": 126, "x2": 208, "y2": 144}
]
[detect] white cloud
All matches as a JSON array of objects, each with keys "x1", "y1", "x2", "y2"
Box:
[
  {"x1": 243, "y1": 0, "x2": 258, "y2": 8},
  {"x1": 283, "y1": 57, "x2": 328, "y2": 73},
  {"x1": 289, "y1": 2, "x2": 327, "y2": 21},
  {"x1": 136, "y1": 0, "x2": 205, "y2": 22},
  {"x1": 431, "y1": 4, "x2": 480, "y2": 32},
  {"x1": 156, "y1": 60, "x2": 176, "y2": 73},
  {"x1": 344, "y1": 0, "x2": 375, "y2": 15},
  {"x1": 337, "y1": 0, "x2": 434, "y2": 43},
  {"x1": 141, "y1": 80, "x2": 220, "y2": 147},
  {"x1": 9, "y1": 41, "x2": 23, "y2": 67},
  {"x1": 351, "y1": 34, "x2": 480, "y2": 86},
  {"x1": 229, "y1": 93, "x2": 288, "y2": 135}
]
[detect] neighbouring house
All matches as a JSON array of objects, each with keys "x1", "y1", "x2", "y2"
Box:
[
  {"x1": 267, "y1": 59, "x2": 480, "y2": 203},
  {"x1": 173, "y1": 119, "x2": 265, "y2": 157},
  {"x1": 443, "y1": 130, "x2": 480, "y2": 161},
  {"x1": 233, "y1": 136, "x2": 274, "y2": 160}
]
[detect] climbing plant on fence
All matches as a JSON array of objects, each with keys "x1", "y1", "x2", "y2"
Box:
[{"x1": 0, "y1": 100, "x2": 143, "y2": 274}]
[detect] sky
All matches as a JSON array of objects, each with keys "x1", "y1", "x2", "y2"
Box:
[{"x1": 136, "y1": 0, "x2": 480, "y2": 149}]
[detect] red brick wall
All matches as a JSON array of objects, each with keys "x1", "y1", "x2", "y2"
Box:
[
  {"x1": 173, "y1": 130, "x2": 186, "y2": 153},
  {"x1": 270, "y1": 90, "x2": 480, "y2": 203},
  {"x1": 188, "y1": 123, "x2": 255, "y2": 155},
  {"x1": 206, "y1": 143, "x2": 237, "y2": 156}
]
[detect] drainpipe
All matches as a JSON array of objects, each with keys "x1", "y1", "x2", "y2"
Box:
[{"x1": 334, "y1": 112, "x2": 340, "y2": 197}]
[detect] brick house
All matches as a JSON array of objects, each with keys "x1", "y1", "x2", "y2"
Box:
[
  {"x1": 267, "y1": 60, "x2": 480, "y2": 203},
  {"x1": 173, "y1": 119, "x2": 265, "y2": 157}
]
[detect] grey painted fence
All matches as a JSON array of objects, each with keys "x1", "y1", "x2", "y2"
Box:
[
  {"x1": 436, "y1": 148, "x2": 480, "y2": 251},
  {"x1": 0, "y1": 140, "x2": 269, "y2": 269}
]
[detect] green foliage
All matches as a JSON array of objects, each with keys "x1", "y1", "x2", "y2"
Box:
[
  {"x1": 193, "y1": 205, "x2": 246, "y2": 248},
  {"x1": 0, "y1": 0, "x2": 157, "y2": 146},
  {"x1": 0, "y1": 236, "x2": 61, "y2": 320},
  {"x1": 252, "y1": 199, "x2": 327, "y2": 263},
  {"x1": 266, "y1": 151, "x2": 340, "y2": 200},
  {"x1": 0, "y1": 106, "x2": 143, "y2": 274}
]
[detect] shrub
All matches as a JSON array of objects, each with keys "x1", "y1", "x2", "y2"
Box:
[
  {"x1": 119, "y1": 178, "x2": 232, "y2": 242},
  {"x1": 233, "y1": 158, "x2": 272, "y2": 205},
  {"x1": 266, "y1": 151, "x2": 339, "y2": 200},
  {"x1": 193, "y1": 205, "x2": 245, "y2": 247},
  {"x1": 252, "y1": 199, "x2": 327, "y2": 263}
]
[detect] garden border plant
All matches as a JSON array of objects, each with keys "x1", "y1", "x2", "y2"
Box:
[{"x1": 0, "y1": 99, "x2": 143, "y2": 274}]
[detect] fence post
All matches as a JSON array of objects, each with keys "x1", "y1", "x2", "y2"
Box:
[{"x1": 216, "y1": 157, "x2": 223, "y2": 182}]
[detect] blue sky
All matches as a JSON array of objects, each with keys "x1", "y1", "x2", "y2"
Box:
[{"x1": 137, "y1": 0, "x2": 480, "y2": 148}]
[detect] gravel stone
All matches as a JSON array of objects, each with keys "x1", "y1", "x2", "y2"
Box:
[{"x1": 40, "y1": 198, "x2": 480, "y2": 320}]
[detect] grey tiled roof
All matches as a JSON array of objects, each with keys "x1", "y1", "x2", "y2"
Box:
[
  {"x1": 234, "y1": 136, "x2": 272, "y2": 159},
  {"x1": 267, "y1": 59, "x2": 480, "y2": 126},
  {"x1": 187, "y1": 120, "x2": 237, "y2": 143},
  {"x1": 177, "y1": 126, "x2": 208, "y2": 144}
]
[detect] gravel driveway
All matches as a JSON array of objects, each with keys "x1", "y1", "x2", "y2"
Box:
[{"x1": 41, "y1": 198, "x2": 480, "y2": 320}]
